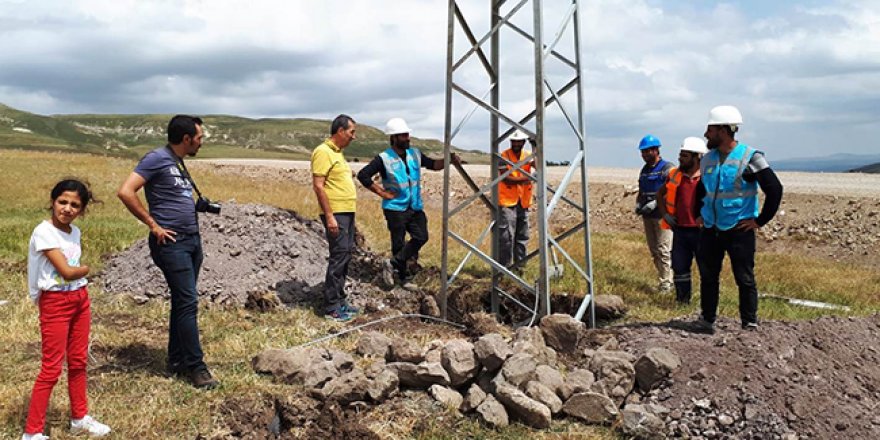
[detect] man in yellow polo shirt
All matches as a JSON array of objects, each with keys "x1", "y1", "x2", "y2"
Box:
[{"x1": 311, "y1": 114, "x2": 358, "y2": 322}]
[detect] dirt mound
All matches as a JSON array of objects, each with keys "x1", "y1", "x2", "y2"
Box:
[
  {"x1": 100, "y1": 202, "x2": 419, "y2": 313},
  {"x1": 615, "y1": 314, "x2": 880, "y2": 439}
]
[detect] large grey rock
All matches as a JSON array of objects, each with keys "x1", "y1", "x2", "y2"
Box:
[
  {"x1": 593, "y1": 294, "x2": 627, "y2": 320},
  {"x1": 367, "y1": 369, "x2": 399, "y2": 402},
  {"x1": 422, "y1": 339, "x2": 444, "y2": 363},
  {"x1": 474, "y1": 333, "x2": 512, "y2": 372},
  {"x1": 356, "y1": 331, "x2": 392, "y2": 359},
  {"x1": 302, "y1": 360, "x2": 340, "y2": 389},
  {"x1": 251, "y1": 348, "x2": 309, "y2": 381},
  {"x1": 318, "y1": 369, "x2": 370, "y2": 404},
  {"x1": 563, "y1": 392, "x2": 619, "y2": 424},
  {"x1": 512, "y1": 326, "x2": 557, "y2": 366},
  {"x1": 539, "y1": 313, "x2": 584, "y2": 352},
  {"x1": 441, "y1": 339, "x2": 480, "y2": 387},
  {"x1": 389, "y1": 337, "x2": 424, "y2": 363},
  {"x1": 535, "y1": 365, "x2": 565, "y2": 398},
  {"x1": 429, "y1": 384, "x2": 464, "y2": 410},
  {"x1": 387, "y1": 361, "x2": 450, "y2": 388},
  {"x1": 588, "y1": 351, "x2": 636, "y2": 404},
  {"x1": 253, "y1": 347, "x2": 355, "y2": 387},
  {"x1": 461, "y1": 383, "x2": 487, "y2": 413},
  {"x1": 501, "y1": 353, "x2": 537, "y2": 387},
  {"x1": 525, "y1": 381, "x2": 563, "y2": 414},
  {"x1": 495, "y1": 383, "x2": 552, "y2": 429},
  {"x1": 311, "y1": 348, "x2": 356, "y2": 373},
  {"x1": 476, "y1": 394, "x2": 509, "y2": 429},
  {"x1": 560, "y1": 368, "x2": 595, "y2": 401},
  {"x1": 634, "y1": 347, "x2": 681, "y2": 392},
  {"x1": 622, "y1": 404, "x2": 666, "y2": 439}
]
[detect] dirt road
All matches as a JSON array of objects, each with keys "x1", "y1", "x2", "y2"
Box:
[{"x1": 200, "y1": 159, "x2": 880, "y2": 198}]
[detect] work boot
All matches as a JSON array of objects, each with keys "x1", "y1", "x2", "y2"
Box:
[
  {"x1": 190, "y1": 368, "x2": 219, "y2": 389},
  {"x1": 692, "y1": 316, "x2": 715, "y2": 335},
  {"x1": 342, "y1": 301, "x2": 360, "y2": 316},
  {"x1": 398, "y1": 275, "x2": 418, "y2": 291}
]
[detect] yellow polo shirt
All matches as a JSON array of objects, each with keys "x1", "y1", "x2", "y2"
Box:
[{"x1": 311, "y1": 139, "x2": 356, "y2": 213}]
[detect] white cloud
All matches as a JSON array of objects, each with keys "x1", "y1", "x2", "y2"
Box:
[{"x1": 0, "y1": 0, "x2": 877, "y2": 166}]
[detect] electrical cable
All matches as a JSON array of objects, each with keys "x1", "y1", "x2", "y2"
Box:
[{"x1": 295, "y1": 313, "x2": 466, "y2": 348}]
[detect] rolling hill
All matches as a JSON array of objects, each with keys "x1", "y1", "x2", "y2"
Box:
[
  {"x1": 0, "y1": 103, "x2": 483, "y2": 162},
  {"x1": 772, "y1": 153, "x2": 880, "y2": 173},
  {"x1": 850, "y1": 162, "x2": 880, "y2": 174}
]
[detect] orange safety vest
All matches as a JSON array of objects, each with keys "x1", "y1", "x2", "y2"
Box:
[
  {"x1": 660, "y1": 167, "x2": 681, "y2": 230},
  {"x1": 499, "y1": 148, "x2": 533, "y2": 208}
]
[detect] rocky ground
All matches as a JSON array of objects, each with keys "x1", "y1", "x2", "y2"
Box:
[{"x1": 100, "y1": 162, "x2": 880, "y2": 439}]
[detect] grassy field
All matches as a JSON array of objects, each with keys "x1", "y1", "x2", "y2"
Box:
[{"x1": 0, "y1": 149, "x2": 877, "y2": 439}]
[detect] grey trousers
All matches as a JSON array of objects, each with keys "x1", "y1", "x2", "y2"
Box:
[
  {"x1": 499, "y1": 205, "x2": 529, "y2": 267},
  {"x1": 320, "y1": 212, "x2": 355, "y2": 313},
  {"x1": 642, "y1": 216, "x2": 673, "y2": 291}
]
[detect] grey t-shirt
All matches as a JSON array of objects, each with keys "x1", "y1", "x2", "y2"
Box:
[{"x1": 134, "y1": 146, "x2": 199, "y2": 234}]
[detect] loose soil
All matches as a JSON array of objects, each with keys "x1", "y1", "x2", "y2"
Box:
[
  {"x1": 100, "y1": 202, "x2": 423, "y2": 315},
  {"x1": 616, "y1": 315, "x2": 880, "y2": 439}
]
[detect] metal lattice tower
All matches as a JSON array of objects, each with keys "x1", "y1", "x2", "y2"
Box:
[{"x1": 440, "y1": 0, "x2": 595, "y2": 326}]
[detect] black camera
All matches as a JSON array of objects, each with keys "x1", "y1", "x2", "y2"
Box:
[{"x1": 195, "y1": 196, "x2": 221, "y2": 214}]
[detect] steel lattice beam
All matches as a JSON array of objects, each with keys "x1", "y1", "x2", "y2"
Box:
[{"x1": 441, "y1": 0, "x2": 595, "y2": 327}]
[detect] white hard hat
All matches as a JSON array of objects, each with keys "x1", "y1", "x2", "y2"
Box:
[
  {"x1": 510, "y1": 130, "x2": 529, "y2": 141},
  {"x1": 680, "y1": 137, "x2": 708, "y2": 154},
  {"x1": 385, "y1": 117, "x2": 411, "y2": 136},
  {"x1": 707, "y1": 105, "x2": 743, "y2": 126}
]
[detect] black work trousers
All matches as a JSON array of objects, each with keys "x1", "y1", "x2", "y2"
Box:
[
  {"x1": 320, "y1": 212, "x2": 355, "y2": 313},
  {"x1": 696, "y1": 227, "x2": 758, "y2": 325},
  {"x1": 671, "y1": 226, "x2": 701, "y2": 303},
  {"x1": 383, "y1": 208, "x2": 428, "y2": 279}
]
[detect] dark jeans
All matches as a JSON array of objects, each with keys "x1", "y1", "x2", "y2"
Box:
[
  {"x1": 671, "y1": 226, "x2": 701, "y2": 303},
  {"x1": 321, "y1": 212, "x2": 355, "y2": 313},
  {"x1": 149, "y1": 233, "x2": 206, "y2": 373},
  {"x1": 383, "y1": 208, "x2": 428, "y2": 279},
  {"x1": 696, "y1": 227, "x2": 758, "y2": 325}
]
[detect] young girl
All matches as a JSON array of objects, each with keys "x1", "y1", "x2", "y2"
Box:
[{"x1": 23, "y1": 180, "x2": 111, "y2": 439}]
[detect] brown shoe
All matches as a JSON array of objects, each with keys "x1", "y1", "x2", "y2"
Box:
[{"x1": 189, "y1": 369, "x2": 219, "y2": 389}]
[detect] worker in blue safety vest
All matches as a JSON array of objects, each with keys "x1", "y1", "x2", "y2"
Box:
[
  {"x1": 692, "y1": 105, "x2": 784, "y2": 334},
  {"x1": 636, "y1": 134, "x2": 675, "y2": 294},
  {"x1": 357, "y1": 117, "x2": 460, "y2": 290}
]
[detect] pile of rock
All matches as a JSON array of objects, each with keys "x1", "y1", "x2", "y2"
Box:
[{"x1": 252, "y1": 314, "x2": 681, "y2": 438}]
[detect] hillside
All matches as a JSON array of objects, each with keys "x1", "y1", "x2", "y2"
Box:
[
  {"x1": 0, "y1": 103, "x2": 481, "y2": 161},
  {"x1": 773, "y1": 153, "x2": 880, "y2": 173},
  {"x1": 850, "y1": 162, "x2": 880, "y2": 174}
]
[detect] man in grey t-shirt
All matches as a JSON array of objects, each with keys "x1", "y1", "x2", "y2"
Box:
[{"x1": 117, "y1": 115, "x2": 218, "y2": 389}]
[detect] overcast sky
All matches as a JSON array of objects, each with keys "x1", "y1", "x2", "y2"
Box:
[{"x1": 1, "y1": 0, "x2": 878, "y2": 167}]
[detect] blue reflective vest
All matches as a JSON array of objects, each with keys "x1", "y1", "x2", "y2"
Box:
[
  {"x1": 700, "y1": 143, "x2": 760, "y2": 230},
  {"x1": 380, "y1": 147, "x2": 424, "y2": 211}
]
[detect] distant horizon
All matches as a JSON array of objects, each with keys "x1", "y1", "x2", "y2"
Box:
[{"x1": 4, "y1": 101, "x2": 878, "y2": 169}]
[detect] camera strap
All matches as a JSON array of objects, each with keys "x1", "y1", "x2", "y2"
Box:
[{"x1": 167, "y1": 145, "x2": 205, "y2": 199}]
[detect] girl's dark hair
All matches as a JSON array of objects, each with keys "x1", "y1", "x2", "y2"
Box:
[{"x1": 50, "y1": 179, "x2": 100, "y2": 214}]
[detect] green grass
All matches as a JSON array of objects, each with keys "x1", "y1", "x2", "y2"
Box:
[
  {"x1": 1, "y1": 102, "x2": 490, "y2": 163},
  {"x1": 0, "y1": 149, "x2": 877, "y2": 439}
]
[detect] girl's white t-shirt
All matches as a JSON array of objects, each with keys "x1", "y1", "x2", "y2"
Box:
[{"x1": 27, "y1": 220, "x2": 88, "y2": 302}]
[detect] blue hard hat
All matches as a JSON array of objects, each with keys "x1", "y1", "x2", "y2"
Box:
[{"x1": 638, "y1": 134, "x2": 661, "y2": 150}]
